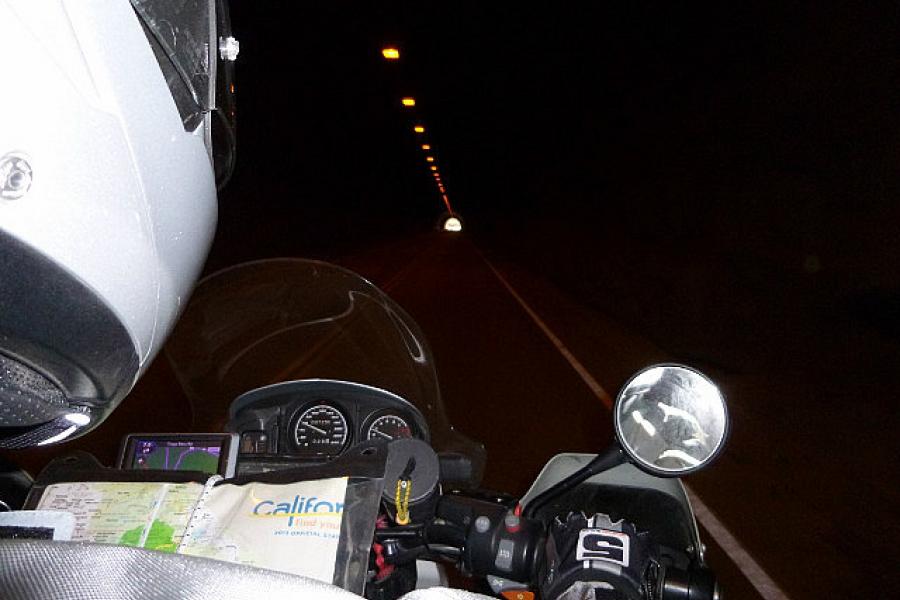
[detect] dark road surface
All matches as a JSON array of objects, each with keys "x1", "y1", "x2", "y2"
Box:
[
  {"x1": 338, "y1": 233, "x2": 767, "y2": 600},
  {"x1": 338, "y1": 232, "x2": 896, "y2": 600},
  {"x1": 7, "y1": 231, "x2": 896, "y2": 599}
]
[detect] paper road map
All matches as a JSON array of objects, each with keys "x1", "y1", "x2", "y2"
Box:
[
  {"x1": 37, "y1": 481, "x2": 202, "y2": 552},
  {"x1": 35, "y1": 476, "x2": 349, "y2": 583}
]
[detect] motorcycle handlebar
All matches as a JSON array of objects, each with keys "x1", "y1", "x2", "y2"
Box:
[{"x1": 422, "y1": 492, "x2": 720, "y2": 600}]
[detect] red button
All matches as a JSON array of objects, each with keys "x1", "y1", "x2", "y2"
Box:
[{"x1": 504, "y1": 513, "x2": 521, "y2": 533}]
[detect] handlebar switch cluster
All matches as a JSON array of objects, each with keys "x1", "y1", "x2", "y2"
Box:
[
  {"x1": 466, "y1": 508, "x2": 543, "y2": 582},
  {"x1": 435, "y1": 494, "x2": 544, "y2": 584}
]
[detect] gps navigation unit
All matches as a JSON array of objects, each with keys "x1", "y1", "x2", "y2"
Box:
[{"x1": 118, "y1": 433, "x2": 239, "y2": 477}]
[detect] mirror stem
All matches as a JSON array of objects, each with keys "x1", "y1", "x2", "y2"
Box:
[{"x1": 522, "y1": 446, "x2": 625, "y2": 520}]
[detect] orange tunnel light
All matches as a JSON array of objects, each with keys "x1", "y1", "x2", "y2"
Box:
[
  {"x1": 430, "y1": 166, "x2": 438, "y2": 171},
  {"x1": 414, "y1": 126, "x2": 425, "y2": 133},
  {"x1": 421, "y1": 144, "x2": 431, "y2": 150},
  {"x1": 426, "y1": 156, "x2": 435, "y2": 162},
  {"x1": 401, "y1": 97, "x2": 416, "y2": 107},
  {"x1": 382, "y1": 48, "x2": 400, "y2": 60}
]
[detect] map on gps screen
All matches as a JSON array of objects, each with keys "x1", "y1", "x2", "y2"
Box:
[{"x1": 131, "y1": 439, "x2": 221, "y2": 474}]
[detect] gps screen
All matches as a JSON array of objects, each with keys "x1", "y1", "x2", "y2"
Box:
[{"x1": 130, "y1": 439, "x2": 222, "y2": 474}]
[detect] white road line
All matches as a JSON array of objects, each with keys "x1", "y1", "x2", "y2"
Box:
[
  {"x1": 483, "y1": 257, "x2": 791, "y2": 600},
  {"x1": 484, "y1": 260, "x2": 613, "y2": 410},
  {"x1": 685, "y1": 487, "x2": 791, "y2": 600}
]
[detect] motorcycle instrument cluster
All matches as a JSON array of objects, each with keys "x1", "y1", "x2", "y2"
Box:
[{"x1": 226, "y1": 380, "x2": 429, "y2": 474}]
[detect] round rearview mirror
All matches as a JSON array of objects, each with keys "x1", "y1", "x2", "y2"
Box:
[{"x1": 614, "y1": 364, "x2": 728, "y2": 477}]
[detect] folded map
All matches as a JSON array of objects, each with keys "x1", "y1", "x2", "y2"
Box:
[{"x1": 35, "y1": 476, "x2": 349, "y2": 583}]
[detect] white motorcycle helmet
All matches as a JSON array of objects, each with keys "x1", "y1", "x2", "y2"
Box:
[{"x1": 0, "y1": 0, "x2": 236, "y2": 448}]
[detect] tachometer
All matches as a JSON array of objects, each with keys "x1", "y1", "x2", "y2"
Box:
[
  {"x1": 293, "y1": 404, "x2": 349, "y2": 453},
  {"x1": 366, "y1": 414, "x2": 413, "y2": 441}
]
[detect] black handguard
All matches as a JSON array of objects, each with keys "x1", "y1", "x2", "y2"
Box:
[{"x1": 539, "y1": 512, "x2": 659, "y2": 600}]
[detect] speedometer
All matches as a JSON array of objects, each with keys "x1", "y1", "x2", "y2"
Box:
[
  {"x1": 293, "y1": 404, "x2": 349, "y2": 454},
  {"x1": 366, "y1": 414, "x2": 413, "y2": 441}
]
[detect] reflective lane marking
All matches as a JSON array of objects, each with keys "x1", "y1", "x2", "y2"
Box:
[
  {"x1": 484, "y1": 260, "x2": 613, "y2": 410},
  {"x1": 685, "y1": 487, "x2": 791, "y2": 600},
  {"x1": 483, "y1": 257, "x2": 792, "y2": 600}
]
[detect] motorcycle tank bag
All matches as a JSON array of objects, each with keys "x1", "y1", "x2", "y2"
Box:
[{"x1": 0, "y1": 0, "x2": 217, "y2": 448}]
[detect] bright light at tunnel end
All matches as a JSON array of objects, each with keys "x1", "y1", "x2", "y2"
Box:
[{"x1": 443, "y1": 217, "x2": 462, "y2": 232}]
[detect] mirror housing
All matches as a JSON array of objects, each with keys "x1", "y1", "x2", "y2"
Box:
[
  {"x1": 523, "y1": 364, "x2": 728, "y2": 519},
  {"x1": 614, "y1": 364, "x2": 729, "y2": 477}
]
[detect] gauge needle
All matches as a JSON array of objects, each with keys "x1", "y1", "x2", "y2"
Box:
[
  {"x1": 373, "y1": 429, "x2": 392, "y2": 440},
  {"x1": 306, "y1": 423, "x2": 327, "y2": 435}
]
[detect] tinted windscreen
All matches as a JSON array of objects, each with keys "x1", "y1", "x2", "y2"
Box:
[{"x1": 165, "y1": 259, "x2": 484, "y2": 480}]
